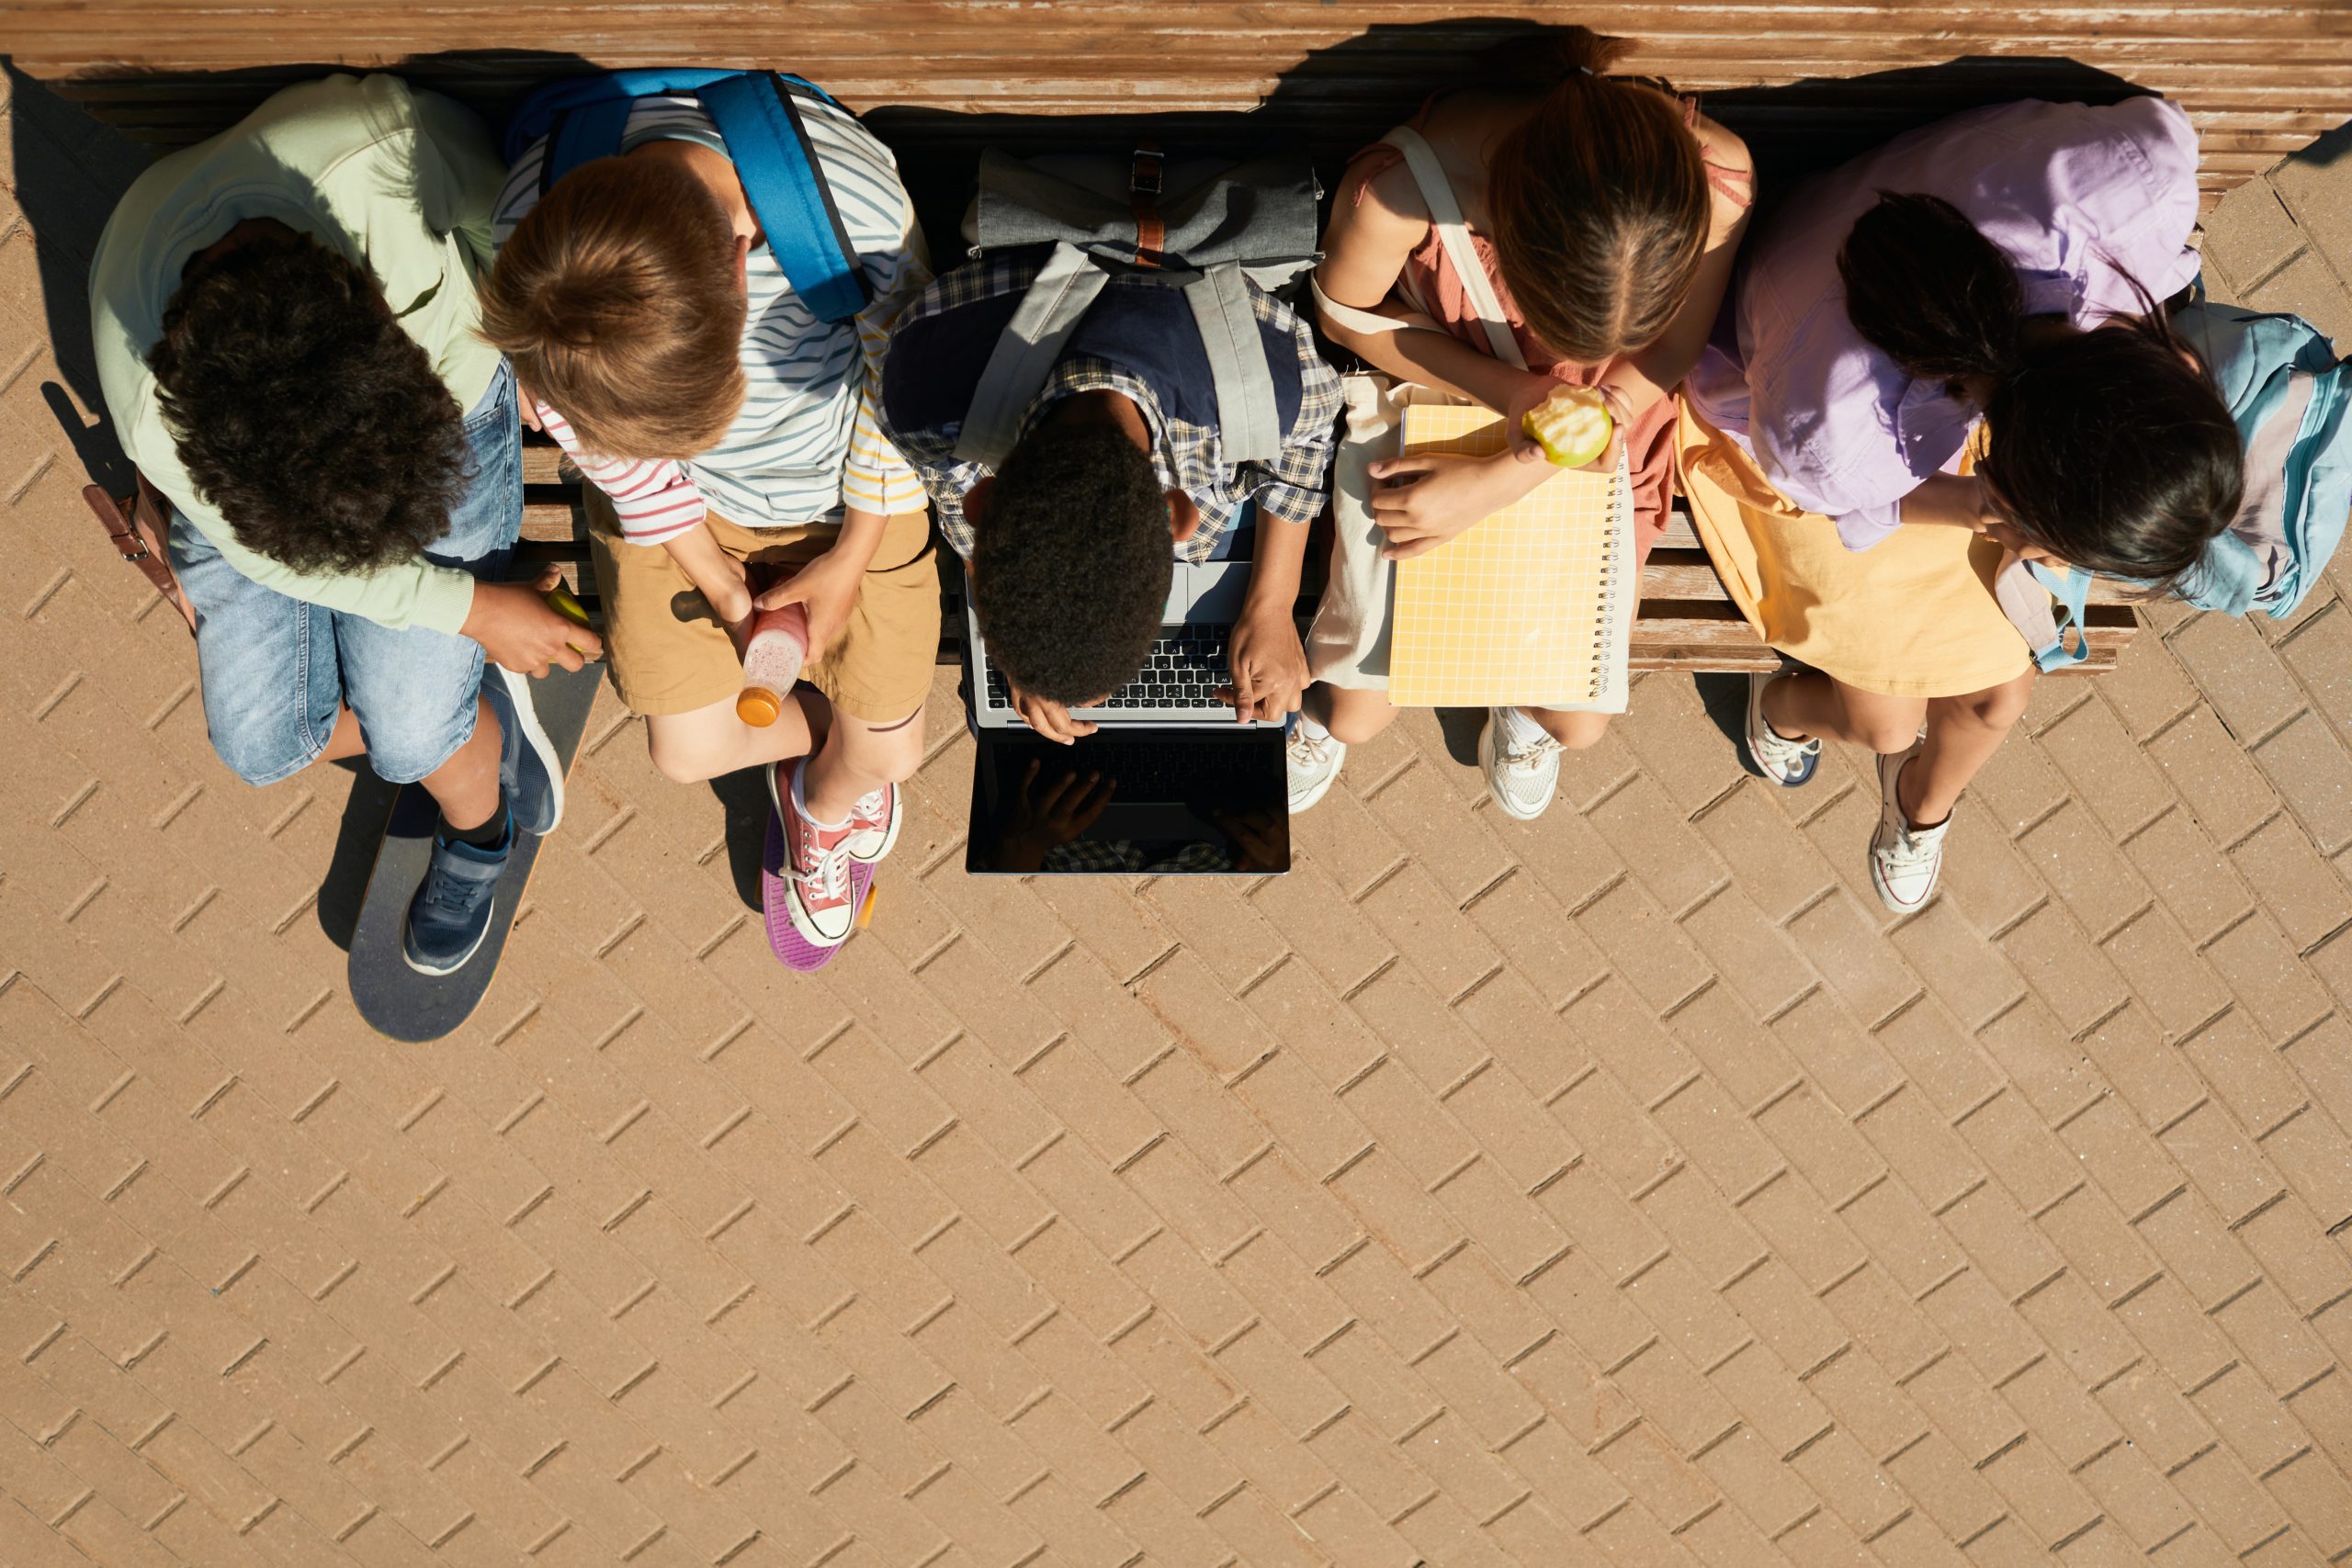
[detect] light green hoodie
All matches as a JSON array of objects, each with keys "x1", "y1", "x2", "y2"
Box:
[{"x1": 89, "y1": 73, "x2": 506, "y2": 637}]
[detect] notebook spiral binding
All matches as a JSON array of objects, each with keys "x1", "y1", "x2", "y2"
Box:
[{"x1": 1588, "y1": 461, "x2": 1626, "y2": 702}]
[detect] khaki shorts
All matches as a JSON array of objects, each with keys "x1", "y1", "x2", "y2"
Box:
[{"x1": 584, "y1": 491, "x2": 942, "y2": 721}]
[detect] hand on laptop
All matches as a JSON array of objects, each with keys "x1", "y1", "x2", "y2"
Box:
[
  {"x1": 1221, "y1": 605, "x2": 1307, "y2": 723},
  {"x1": 1007, "y1": 678, "x2": 1099, "y2": 744}
]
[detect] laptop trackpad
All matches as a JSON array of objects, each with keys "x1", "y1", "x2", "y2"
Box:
[{"x1": 967, "y1": 730, "x2": 1290, "y2": 874}]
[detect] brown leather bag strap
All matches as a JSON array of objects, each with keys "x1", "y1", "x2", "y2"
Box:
[
  {"x1": 1129, "y1": 143, "x2": 1165, "y2": 265},
  {"x1": 82, "y1": 475, "x2": 197, "y2": 633}
]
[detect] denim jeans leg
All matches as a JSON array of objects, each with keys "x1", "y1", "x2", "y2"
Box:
[
  {"x1": 335, "y1": 360, "x2": 525, "y2": 784},
  {"x1": 170, "y1": 360, "x2": 526, "y2": 788},
  {"x1": 171, "y1": 519, "x2": 344, "y2": 786}
]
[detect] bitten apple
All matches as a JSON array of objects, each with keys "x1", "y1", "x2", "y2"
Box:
[{"x1": 1522, "y1": 385, "x2": 1613, "y2": 468}]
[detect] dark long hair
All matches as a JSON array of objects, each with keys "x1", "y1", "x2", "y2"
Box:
[
  {"x1": 1837, "y1": 192, "x2": 2240, "y2": 589},
  {"x1": 1482, "y1": 28, "x2": 1713, "y2": 366}
]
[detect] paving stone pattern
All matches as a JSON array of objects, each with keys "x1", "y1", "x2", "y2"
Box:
[{"x1": 6, "y1": 81, "x2": 2352, "y2": 1568}]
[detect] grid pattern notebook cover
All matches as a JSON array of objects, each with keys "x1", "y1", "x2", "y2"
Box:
[{"x1": 1390, "y1": 402, "x2": 1636, "y2": 711}]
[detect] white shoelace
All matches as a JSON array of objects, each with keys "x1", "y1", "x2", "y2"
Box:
[
  {"x1": 1880, "y1": 818, "x2": 1946, "y2": 869},
  {"x1": 794, "y1": 831, "x2": 854, "y2": 903},
  {"x1": 1289, "y1": 728, "x2": 1339, "y2": 769},
  {"x1": 1500, "y1": 734, "x2": 1562, "y2": 773},
  {"x1": 1755, "y1": 724, "x2": 1815, "y2": 769}
]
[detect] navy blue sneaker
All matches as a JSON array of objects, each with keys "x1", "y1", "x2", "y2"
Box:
[
  {"x1": 401, "y1": 820, "x2": 512, "y2": 976},
  {"x1": 483, "y1": 663, "x2": 563, "y2": 835}
]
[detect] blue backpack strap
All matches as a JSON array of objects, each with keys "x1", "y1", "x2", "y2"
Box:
[
  {"x1": 2025, "y1": 559, "x2": 2096, "y2": 672},
  {"x1": 695, "y1": 73, "x2": 872, "y2": 324},
  {"x1": 504, "y1": 68, "x2": 869, "y2": 326},
  {"x1": 506, "y1": 69, "x2": 742, "y2": 164}
]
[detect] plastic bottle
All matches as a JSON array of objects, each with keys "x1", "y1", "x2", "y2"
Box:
[{"x1": 736, "y1": 601, "x2": 810, "y2": 727}]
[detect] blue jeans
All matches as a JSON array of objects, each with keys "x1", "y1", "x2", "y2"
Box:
[{"x1": 173, "y1": 362, "x2": 522, "y2": 786}]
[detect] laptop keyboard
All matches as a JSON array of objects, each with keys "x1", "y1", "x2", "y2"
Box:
[{"x1": 984, "y1": 622, "x2": 1234, "y2": 713}]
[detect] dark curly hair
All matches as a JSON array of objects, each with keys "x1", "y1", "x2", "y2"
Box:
[
  {"x1": 150, "y1": 227, "x2": 471, "y2": 574},
  {"x1": 973, "y1": 419, "x2": 1172, "y2": 704}
]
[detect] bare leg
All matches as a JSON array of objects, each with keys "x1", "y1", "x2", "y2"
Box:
[
  {"x1": 319, "y1": 705, "x2": 366, "y2": 762},
  {"x1": 1307, "y1": 682, "x2": 1403, "y2": 746},
  {"x1": 1763, "y1": 668, "x2": 2031, "y2": 829},
  {"x1": 1904, "y1": 669, "x2": 2034, "y2": 827},
  {"x1": 646, "y1": 694, "x2": 821, "y2": 784},
  {"x1": 420, "y1": 695, "x2": 503, "y2": 832},
  {"x1": 803, "y1": 698, "x2": 926, "y2": 822},
  {"x1": 1528, "y1": 706, "x2": 1609, "y2": 750},
  {"x1": 642, "y1": 692, "x2": 925, "y2": 819},
  {"x1": 1760, "y1": 671, "x2": 1929, "y2": 757},
  {"x1": 323, "y1": 699, "x2": 504, "y2": 831}
]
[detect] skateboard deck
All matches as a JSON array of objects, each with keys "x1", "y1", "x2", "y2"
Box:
[
  {"x1": 348, "y1": 661, "x2": 604, "y2": 1042},
  {"x1": 763, "y1": 813, "x2": 876, "y2": 971}
]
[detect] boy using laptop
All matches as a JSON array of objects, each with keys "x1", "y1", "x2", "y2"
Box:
[{"x1": 879, "y1": 251, "x2": 1342, "y2": 741}]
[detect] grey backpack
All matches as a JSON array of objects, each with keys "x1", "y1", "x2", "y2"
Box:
[{"x1": 950, "y1": 147, "x2": 1321, "y2": 468}]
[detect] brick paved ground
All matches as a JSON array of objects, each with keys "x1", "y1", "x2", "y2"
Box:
[{"x1": 7, "y1": 73, "x2": 2352, "y2": 1567}]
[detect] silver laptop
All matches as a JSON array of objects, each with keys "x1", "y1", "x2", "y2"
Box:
[{"x1": 965, "y1": 559, "x2": 1287, "y2": 730}]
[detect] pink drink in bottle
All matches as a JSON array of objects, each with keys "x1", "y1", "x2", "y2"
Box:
[{"x1": 736, "y1": 602, "x2": 810, "y2": 727}]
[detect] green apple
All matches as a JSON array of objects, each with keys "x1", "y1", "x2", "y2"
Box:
[{"x1": 1522, "y1": 385, "x2": 1613, "y2": 468}]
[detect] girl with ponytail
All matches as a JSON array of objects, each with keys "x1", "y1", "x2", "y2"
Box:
[
  {"x1": 1676, "y1": 96, "x2": 2236, "y2": 914},
  {"x1": 1292, "y1": 26, "x2": 1754, "y2": 821}
]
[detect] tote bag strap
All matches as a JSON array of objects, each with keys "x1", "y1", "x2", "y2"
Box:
[{"x1": 1380, "y1": 126, "x2": 1527, "y2": 372}]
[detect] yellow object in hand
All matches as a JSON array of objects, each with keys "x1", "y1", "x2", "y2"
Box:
[
  {"x1": 544, "y1": 583, "x2": 594, "y2": 655},
  {"x1": 1522, "y1": 385, "x2": 1613, "y2": 468}
]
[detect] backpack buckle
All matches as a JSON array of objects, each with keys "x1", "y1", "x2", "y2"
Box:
[
  {"x1": 1129, "y1": 146, "x2": 1164, "y2": 198},
  {"x1": 1128, "y1": 143, "x2": 1167, "y2": 266}
]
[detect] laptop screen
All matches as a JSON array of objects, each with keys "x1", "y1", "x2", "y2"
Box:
[{"x1": 967, "y1": 728, "x2": 1290, "y2": 875}]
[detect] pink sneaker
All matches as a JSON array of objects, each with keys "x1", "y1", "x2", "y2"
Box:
[
  {"x1": 770, "y1": 761, "x2": 858, "y2": 946},
  {"x1": 843, "y1": 782, "x2": 899, "y2": 865}
]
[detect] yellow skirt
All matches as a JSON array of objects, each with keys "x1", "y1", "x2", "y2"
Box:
[{"x1": 1672, "y1": 400, "x2": 2030, "y2": 699}]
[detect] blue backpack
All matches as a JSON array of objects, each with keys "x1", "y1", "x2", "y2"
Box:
[
  {"x1": 2015, "y1": 302, "x2": 2349, "y2": 670},
  {"x1": 503, "y1": 69, "x2": 872, "y2": 323},
  {"x1": 2173, "y1": 303, "x2": 2352, "y2": 618}
]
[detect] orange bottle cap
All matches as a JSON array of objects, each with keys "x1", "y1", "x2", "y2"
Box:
[{"x1": 736, "y1": 685, "x2": 783, "y2": 727}]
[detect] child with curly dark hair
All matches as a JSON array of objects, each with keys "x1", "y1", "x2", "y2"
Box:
[
  {"x1": 881, "y1": 247, "x2": 1342, "y2": 748},
  {"x1": 90, "y1": 73, "x2": 596, "y2": 977}
]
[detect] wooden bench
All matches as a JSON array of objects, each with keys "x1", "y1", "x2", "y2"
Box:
[
  {"x1": 33, "y1": 2, "x2": 2346, "y2": 677},
  {"x1": 514, "y1": 439, "x2": 2141, "y2": 677}
]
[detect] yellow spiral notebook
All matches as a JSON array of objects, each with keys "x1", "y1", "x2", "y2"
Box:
[{"x1": 1389, "y1": 402, "x2": 1636, "y2": 711}]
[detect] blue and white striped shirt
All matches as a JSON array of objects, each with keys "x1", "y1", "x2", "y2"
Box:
[{"x1": 493, "y1": 93, "x2": 931, "y2": 535}]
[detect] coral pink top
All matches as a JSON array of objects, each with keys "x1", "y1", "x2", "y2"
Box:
[{"x1": 1350, "y1": 94, "x2": 1751, "y2": 558}]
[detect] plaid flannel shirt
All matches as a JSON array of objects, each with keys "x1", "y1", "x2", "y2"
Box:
[{"x1": 882, "y1": 253, "x2": 1342, "y2": 562}]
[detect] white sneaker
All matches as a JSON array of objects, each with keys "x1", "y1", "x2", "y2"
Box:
[
  {"x1": 1287, "y1": 717, "x2": 1347, "y2": 812},
  {"x1": 1480, "y1": 707, "x2": 1562, "y2": 821},
  {"x1": 1746, "y1": 670, "x2": 1821, "y2": 788},
  {"x1": 1869, "y1": 744, "x2": 1950, "y2": 915}
]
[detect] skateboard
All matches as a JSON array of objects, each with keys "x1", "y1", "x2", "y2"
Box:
[
  {"x1": 348, "y1": 658, "x2": 603, "y2": 1042},
  {"x1": 762, "y1": 810, "x2": 877, "y2": 971}
]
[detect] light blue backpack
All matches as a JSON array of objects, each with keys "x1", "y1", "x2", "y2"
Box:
[
  {"x1": 2021, "y1": 302, "x2": 2350, "y2": 671},
  {"x1": 2173, "y1": 302, "x2": 2352, "y2": 618}
]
